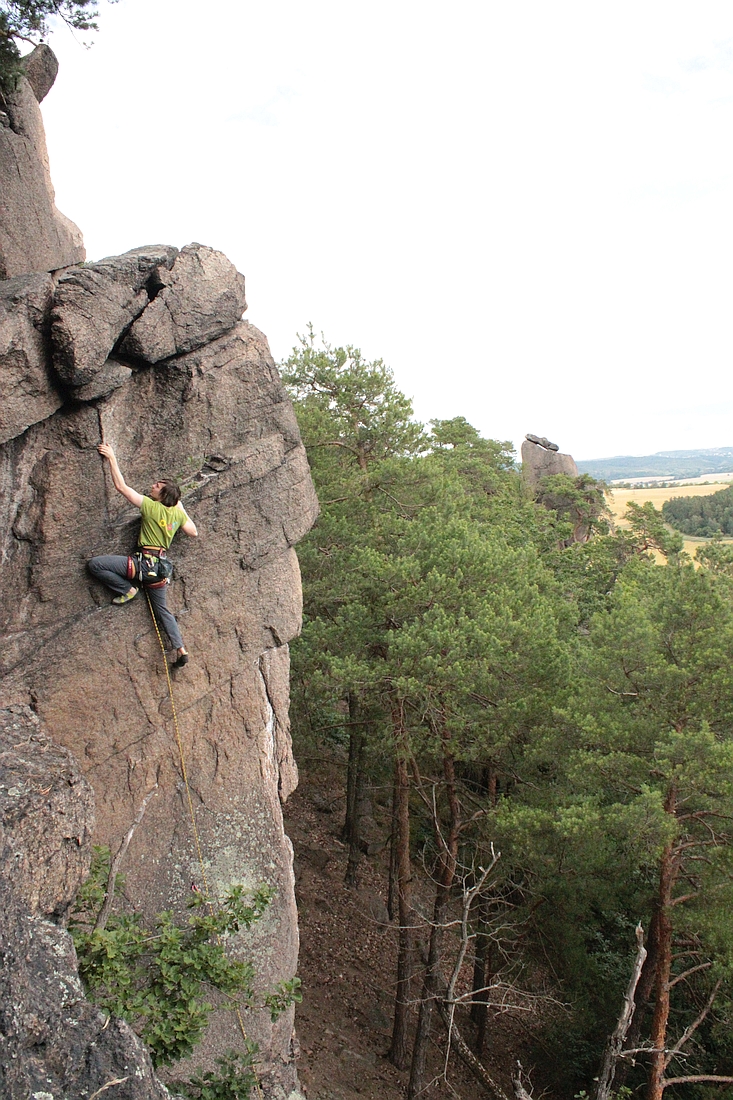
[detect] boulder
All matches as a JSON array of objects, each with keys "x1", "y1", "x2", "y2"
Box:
[
  {"x1": 51, "y1": 244, "x2": 179, "y2": 390},
  {"x1": 121, "y1": 243, "x2": 247, "y2": 363},
  {"x1": 521, "y1": 437, "x2": 578, "y2": 488},
  {"x1": 0, "y1": 705, "x2": 172, "y2": 1099},
  {"x1": 22, "y1": 43, "x2": 59, "y2": 104},
  {"x1": 0, "y1": 271, "x2": 62, "y2": 444},
  {"x1": 525, "y1": 432, "x2": 559, "y2": 452},
  {"x1": 0, "y1": 48, "x2": 85, "y2": 279}
]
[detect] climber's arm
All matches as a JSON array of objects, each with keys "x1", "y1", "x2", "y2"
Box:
[
  {"x1": 98, "y1": 443, "x2": 144, "y2": 509},
  {"x1": 182, "y1": 517, "x2": 198, "y2": 537}
]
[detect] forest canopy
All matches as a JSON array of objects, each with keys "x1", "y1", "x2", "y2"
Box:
[
  {"x1": 283, "y1": 328, "x2": 733, "y2": 1100},
  {"x1": 662, "y1": 483, "x2": 733, "y2": 537}
]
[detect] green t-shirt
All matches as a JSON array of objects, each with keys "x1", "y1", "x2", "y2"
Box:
[{"x1": 138, "y1": 496, "x2": 189, "y2": 550}]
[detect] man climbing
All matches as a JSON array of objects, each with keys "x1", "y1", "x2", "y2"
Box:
[{"x1": 88, "y1": 442, "x2": 198, "y2": 668}]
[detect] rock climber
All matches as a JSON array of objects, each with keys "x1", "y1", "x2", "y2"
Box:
[{"x1": 88, "y1": 442, "x2": 197, "y2": 668}]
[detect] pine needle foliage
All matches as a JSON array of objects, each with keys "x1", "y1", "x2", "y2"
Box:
[{"x1": 283, "y1": 327, "x2": 733, "y2": 1094}]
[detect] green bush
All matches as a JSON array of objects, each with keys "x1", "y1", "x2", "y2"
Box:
[{"x1": 70, "y1": 846, "x2": 299, "y2": 1088}]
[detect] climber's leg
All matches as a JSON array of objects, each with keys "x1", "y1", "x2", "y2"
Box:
[
  {"x1": 145, "y1": 583, "x2": 184, "y2": 651},
  {"x1": 88, "y1": 554, "x2": 135, "y2": 597}
]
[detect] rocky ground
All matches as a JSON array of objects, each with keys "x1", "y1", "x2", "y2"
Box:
[{"x1": 284, "y1": 757, "x2": 528, "y2": 1100}]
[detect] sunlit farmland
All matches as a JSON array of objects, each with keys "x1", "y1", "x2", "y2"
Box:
[{"x1": 606, "y1": 482, "x2": 733, "y2": 560}]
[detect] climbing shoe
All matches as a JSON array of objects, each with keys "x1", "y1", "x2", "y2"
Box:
[
  {"x1": 171, "y1": 648, "x2": 189, "y2": 668},
  {"x1": 112, "y1": 589, "x2": 138, "y2": 604}
]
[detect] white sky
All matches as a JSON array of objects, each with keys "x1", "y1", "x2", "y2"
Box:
[{"x1": 39, "y1": 0, "x2": 733, "y2": 461}]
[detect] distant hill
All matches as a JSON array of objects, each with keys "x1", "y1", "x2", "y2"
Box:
[{"x1": 577, "y1": 447, "x2": 733, "y2": 482}]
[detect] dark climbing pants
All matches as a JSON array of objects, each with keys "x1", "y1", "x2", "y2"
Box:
[{"x1": 88, "y1": 554, "x2": 184, "y2": 650}]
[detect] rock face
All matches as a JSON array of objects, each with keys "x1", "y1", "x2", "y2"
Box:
[
  {"x1": 51, "y1": 244, "x2": 179, "y2": 394},
  {"x1": 121, "y1": 243, "x2": 248, "y2": 363},
  {"x1": 0, "y1": 271, "x2": 61, "y2": 444},
  {"x1": 0, "y1": 45, "x2": 85, "y2": 279},
  {"x1": 521, "y1": 434, "x2": 578, "y2": 488},
  {"x1": 0, "y1": 244, "x2": 318, "y2": 1095},
  {"x1": 0, "y1": 705, "x2": 172, "y2": 1099}
]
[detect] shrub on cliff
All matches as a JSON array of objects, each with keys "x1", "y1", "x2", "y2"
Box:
[{"x1": 71, "y1": 847, "x2": 301, "y2": 1097}]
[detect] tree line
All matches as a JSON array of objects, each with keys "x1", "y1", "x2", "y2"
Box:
[
  {"x1": 282, "y1": 329, "x2": 733, "y2": 1100},
  {"x1": 663, "y1": 486, "x2": 733, "y2": 538}
]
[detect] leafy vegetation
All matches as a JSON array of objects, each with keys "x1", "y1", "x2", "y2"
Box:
[
  {"x1": 283, "y1": 329, "x2": 733, "y2": 1098},
  {"x1": 182, "y1": 1048, "x2": 260, "y2": 1100},
  {"x1": 70, "y1": 847, "x2": 300, "y2": 1099}
]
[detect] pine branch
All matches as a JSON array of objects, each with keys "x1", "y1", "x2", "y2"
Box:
[{"x1": 664, "y1": 979, "x2": 722, "y2": 1070}]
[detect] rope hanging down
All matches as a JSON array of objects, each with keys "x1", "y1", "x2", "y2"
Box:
[{"x1": 144, "y1": 590, "x2": 265, "y2": 1100}]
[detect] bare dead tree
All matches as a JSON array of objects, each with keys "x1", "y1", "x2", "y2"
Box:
[
  {"x1": 512, "y1": 1060, "x2": 535, "y2": 1100},
  {"x1": 595, "y1": 922, "x2": 647, "y2": 1100},
  {"x1": 442, "y1": 850, "x2": 501, "y2": 1081},
  {"x1": 408, "y1": 836, "x2": 560, "y2": 1100}
]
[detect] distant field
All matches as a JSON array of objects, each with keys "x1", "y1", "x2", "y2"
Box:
[{"x1": 606, "y1": 482, "x2": 733, "y2": 559}]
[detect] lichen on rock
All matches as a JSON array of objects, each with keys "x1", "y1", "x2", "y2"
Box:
[{"x1": 0, "y1": 705, "x2": 173, "y2": 1099}]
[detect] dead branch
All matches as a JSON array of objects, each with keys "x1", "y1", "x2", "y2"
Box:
[
  {"x1": 94, "y1": 784, "x2": 158, "y2": 932},
  {"x1": 664, "y1": 978, "x2": 722, "y2": 1069},
  {"x1": 512, "y1": 1060, "x2": 535, "y2": 1100},
  {"x1": 668, "y1": 961, "x2": 712, "y2": 988},
  {"x1": 435, "y1": 994, "x2": 512, "y2": 1100},
  {"x1": 443, "y1": 852, "x2": 501, "y2": 1081},
  {"x1": 663, "y1": 1076, "x2": 733, "y2": 1088},
  {"x1": 87, "y1": 1078, "x2": 130, "y2": 1100},
  {"x1": 595, "y1": 922, "x2": 647, "y2": 1100}
]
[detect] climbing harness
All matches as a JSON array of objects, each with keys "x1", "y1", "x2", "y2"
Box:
[
  {"x1": 130, "y1": 549, "x2": 173, "y2": 588},
  {"x1": 144, "y1": 591, "x2": 265, "y2": 1099}
]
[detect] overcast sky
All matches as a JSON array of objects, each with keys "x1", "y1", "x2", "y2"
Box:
[{"x1": 39, "y1": 1, "x2": 733, "y2": 461}]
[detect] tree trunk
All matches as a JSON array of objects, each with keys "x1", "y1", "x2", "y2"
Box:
[
  {"x1": 487, "y1": 764, "x2": 498, "y2": 807},
  {"x1": 646, "y1": 787, "x2": 678, "y2": 1100},
  {"x1": 387, "y1": 766, "x2": 399, "y2": 922},
  {"x1": 471, "y1": 761, "x2": 497, "y2": 1052},
  {"x1": 407, "y1": 726, "x2": 461, "y2": 1099},
  {"x1": 407, "y1": 873, "x2": 452, "y2": 1097},
  {"x1": 343, "y1": 695, "x2": 366, "y2": 888},
  {"x1": 471, "y1": 895, "x2": 492, "y2": 1054},
  {"x1": 389, "y1": 725, "x2": 413, "y2": 1069},
  {"x1": 342, "y1": 694, "x2": 360, "y2": 842}
]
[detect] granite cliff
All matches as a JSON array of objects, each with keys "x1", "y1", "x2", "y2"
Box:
[
  {"x1": 0, "y1": 45, "x2": 85, "y2": 279},
  {"x1": 0, "y1": 47, "x2": 318, "y2": 1099}
]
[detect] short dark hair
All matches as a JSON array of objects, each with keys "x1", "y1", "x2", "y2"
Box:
[{"x1": 158, "y1": 478, "x2": 181, "y2": 507}]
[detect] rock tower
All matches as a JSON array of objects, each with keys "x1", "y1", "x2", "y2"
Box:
[{"x1": 0, "y1": 47, "x2": 317, "y2": 1098}]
